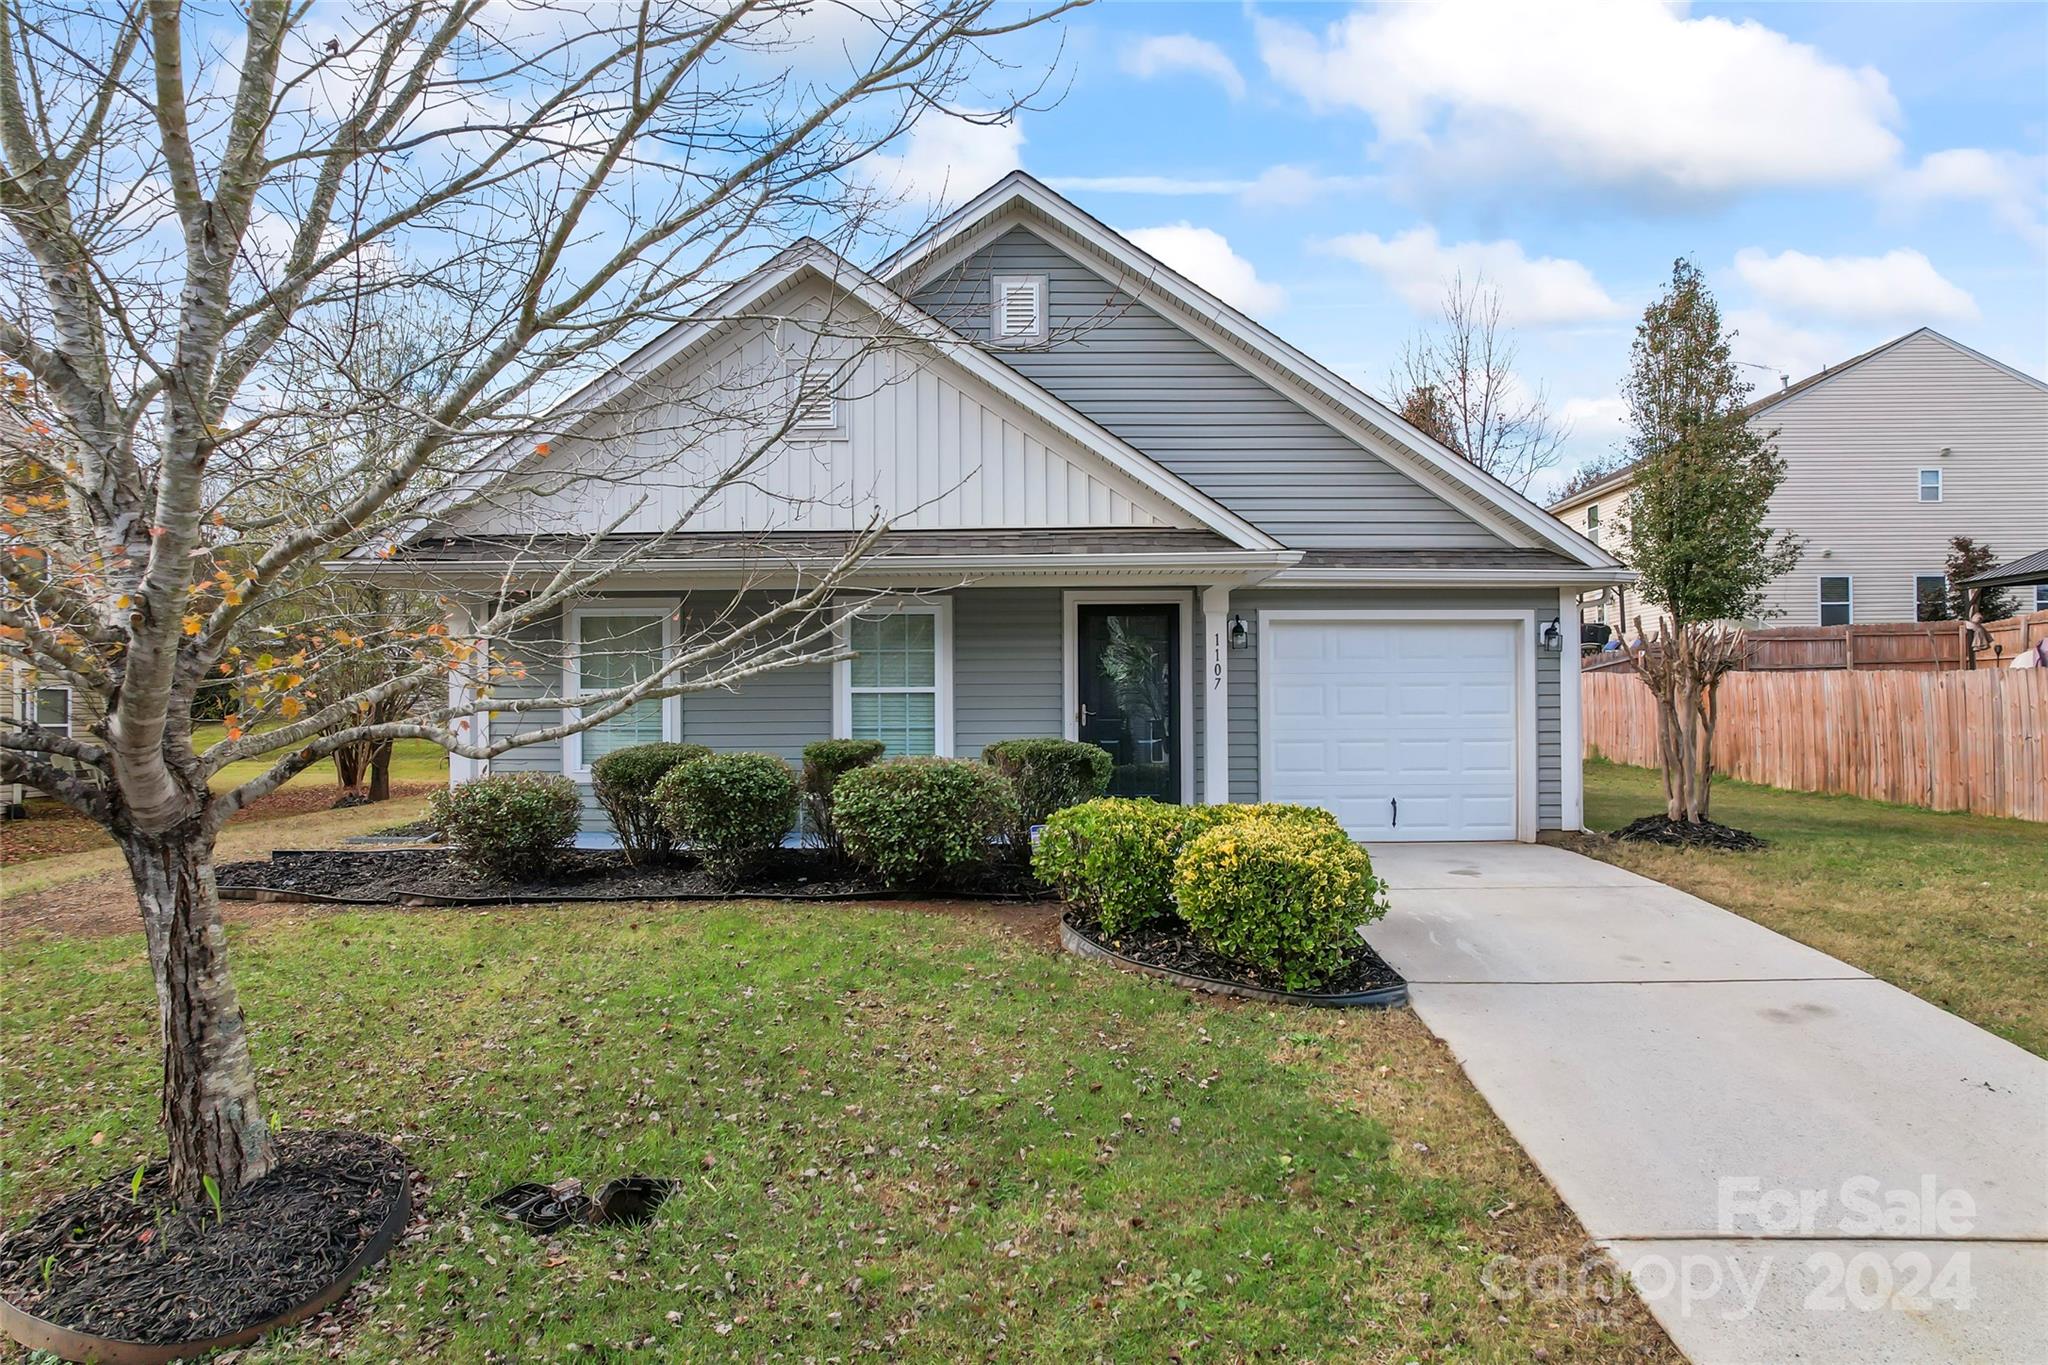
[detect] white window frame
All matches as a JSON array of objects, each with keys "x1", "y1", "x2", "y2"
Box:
[
  {"x1": 1254, "y1": 608, "x2": 1539, "y2": 844},
  {"x1": 1913, "y1": 574, "x2": 1949, "y2": 622},
  {"x1": 1918, "y1": 467, "x2": 1943, "y2": 503},
  {"x1": 562, "y1": 603, "x2": 680, "y2": 776},
  {"x1": 1584, "y1": 503, "x2": 1600, "y2": 547},
  {"x1": 2035, "y1": 585, "x2": 2048, "y2": 613},
  {"x1": 832, "y1": 596, "x2": 954, "y2": 757},
  {"x1": 1818, "y1": 575, "x2": 1854, "y2": 626},
  {"x1": 1061, "y1": 589, "x2": 1196, "y2": 805},
  {"x1": 990, "y1": 273, "x2": 1048, "y2": 346},
  {"x1": 27, "y1": 683, "x2": 71, "y2": 735}
]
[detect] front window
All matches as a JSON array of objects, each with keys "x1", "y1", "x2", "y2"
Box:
[
  {"x1": 1914, "y1": 575, "x2": 1949, "y2": 622},
  {"x1": 1819, "y1": 576, "x2": 1853, "y2": 626},
  {"x1": 846, "y1": 608, "x2": 944, "y2": 756},
  {"x1": 1919, "y1": 468, "x2": 1942, "y2": 502},
  {"x1": 570, "y1": 610, "x2": 669, "y2": 768},
  {"x1": 1585, "y1": 504, "x2": 1601, "y2": 546}
]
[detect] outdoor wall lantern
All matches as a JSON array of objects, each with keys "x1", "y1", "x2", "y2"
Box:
[
  {"x1": 1228, "y1": 614, "x2": 1250, "y2": 650},
  {"x1": 1539, "y1": 616, "x2": 1564, "y2": 651}
]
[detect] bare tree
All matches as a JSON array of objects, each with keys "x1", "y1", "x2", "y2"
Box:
[
  {"x1": 0, "y1": 0, "x2": 1079, "y2": 1206},
  {"x1": 1388, "y1": 273, "x2": 1567, "y2": 492}
]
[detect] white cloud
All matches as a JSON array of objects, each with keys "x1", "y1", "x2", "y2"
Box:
[
  {"x1": 862, "y1": 113, "x2": 1022, "y2": 209},
  {"x1": 1124, "y1": 223, "x2": 1287, "y2": 315},
  {"x1": 1559, "y1": 395, "x2": 1629, "y2": 435},
  {"x1": 1045, "y1": 174, "x2": 1253, "y2": 196},
  {"x1": 1888, "y1": 148, "x2": 2048, "y2": 248},
  {"x1": 1324, "y1": 227, "x2": 1624, "y2": 325},
  {"x1": 1733, "y1": 248, "x2": 1977, "y2": 324},
  {"x1": 1256, "y1": 0, "x2": 1901, "y2": 197},
  {"x1": 1122, "y1": 34, "x2": 1246, "y2": 100}
]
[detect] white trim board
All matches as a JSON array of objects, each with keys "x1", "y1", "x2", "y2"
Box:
[
  {"x1": 1558, "y1": 587, "x2": 1584, "y2": 832},
  {"x1": 1254, "y1": 608, "x2": 1540, "y2": 843},
  {"x1": 1062, "y1": 589, "x2": 1197, "y2": 805}
]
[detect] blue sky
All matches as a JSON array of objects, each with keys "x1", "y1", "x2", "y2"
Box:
[{"x1": 877, "y1": 0, "x2": 2048, "y2": 499}]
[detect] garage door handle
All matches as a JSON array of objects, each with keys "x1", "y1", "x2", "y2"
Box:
[{"x1": 1391, "y1": 797, "x2": 1397, "y2": 829}]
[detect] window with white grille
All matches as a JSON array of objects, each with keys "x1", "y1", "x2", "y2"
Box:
[{"x1": 992, "y1": 274, "x2": 1046, "y2": 344}]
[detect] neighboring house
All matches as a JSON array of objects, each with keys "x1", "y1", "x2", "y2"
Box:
[
  {"x1": 2, "y1": 660, "x2": 81, "y2": 812},
  {"x1": 347, "y1": 174, "x2": 1625, "y2": 843},
  {"x1": 1551, "y1": 328, "x2": 2048, "y2": 633}
]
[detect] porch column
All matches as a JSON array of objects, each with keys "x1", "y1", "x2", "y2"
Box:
[
  {"x1": 445, "y1": 600, "x2": 485, "y2": 785},
  {"x1": 1200, "y1": 584, "x2": 1232, "y2": 804}
]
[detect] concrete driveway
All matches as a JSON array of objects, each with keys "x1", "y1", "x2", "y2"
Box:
[{"x1": 1363, "y1": 841, "x2": 2048, "y2": 1365}]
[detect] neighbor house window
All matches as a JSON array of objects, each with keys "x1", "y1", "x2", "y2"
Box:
[
  {"x1": 30, "y1": 686, "x2": 70, "y2": 734},
  {"x1": 1918, "y1": 468, "x2": 1942, "y2": 502},
  {"x1": 566, "y1": 608, "x2": 672, "y2": 771},
  {"x1": 2036, "y1": 585, "x2": 2048, "y2": 612},
  {"x1": 1585, "y1": 504, "x2": 1601, "y2": 547},
  {"x1": 991, "y1": 274, "x2": 1047, "y2": 345},
  {"x1": 838, "y1": 601, "x2": 951, "y2": 757},
  {"x1": 1914, "y1": 575, "x2": 1950, "y2": 622},
  {"x1": 1819, "y1": 576, "x2": 1853, "y2": 626}
]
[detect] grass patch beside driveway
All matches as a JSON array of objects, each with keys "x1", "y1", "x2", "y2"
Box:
[
  {"x1": 1573, "y1": 758, "x2": 2048, "y2": 1057},
  {"x1": 2, "y1": 899, "x2": 1675, "y2": 1362}
]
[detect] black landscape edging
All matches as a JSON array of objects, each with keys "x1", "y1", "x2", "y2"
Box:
[
  {"x1": 0, "y1": 1166, "x2": 410, "y2": 1365},
  {"x1": 1060, "y1": 915, "x2": 1408, "y2": 1009}
]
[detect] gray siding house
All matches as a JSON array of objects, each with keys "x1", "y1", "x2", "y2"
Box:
[{"x1": 352, "y1": 175, "x2": 1626, "y2": 842}]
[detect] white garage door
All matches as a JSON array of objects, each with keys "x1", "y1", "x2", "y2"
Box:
[{"x1": 1264, "y1": 618, "x2": 1520, "y2": 841}]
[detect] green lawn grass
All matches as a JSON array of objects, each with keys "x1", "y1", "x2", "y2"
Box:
[
  {"x1": 1575, "y1": 759, "x2": 2048, "y2": 1057},
  {"x1": 2, "y1": 901, "x2": 1673, "y2": 1362},
  {"x1": 192, "y1": 722, "x2": 447, "y2": 792}
]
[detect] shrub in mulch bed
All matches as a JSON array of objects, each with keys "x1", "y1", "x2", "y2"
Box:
[
  {"x1": 1062, "y1": 907, "x2": 1404, "y2": 1000},
  {"x1": 0, "y1": 1130, "x2": 407, "y2": 1350},
  {"x1": 215, "y1": 845, "x2": 1046, "y2": 905},
  {"x1": 1611, "y1": 813, "x2": 1768, "y2": 851}
]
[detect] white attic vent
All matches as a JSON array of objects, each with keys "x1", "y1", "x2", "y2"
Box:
[
  {"x1": 993, "y1": 274, "x2": 1045, "y2": 344},
  {"x1": 792, "y1": 374, "x2": 837, "y2": 430}
]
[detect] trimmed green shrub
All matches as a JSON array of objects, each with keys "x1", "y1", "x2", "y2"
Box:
[
  {"x1": 981, "y1": 738, "x2": 1113, "y2": 848},
  {"x1": 591, "y1": 742, "x2": 710, "y2": 866},
  {"x1": 653, "y1": 751, "x2": 797, "y2": 885},
  {"x1": 834, "y1": 757, "x2": 1020, "y2": 889},
  {"x1": 799, "y1": 738, "x2": 886, "y2": 859},
  {"x1": 429, "y1": 772, "x2": 581, "y2": 882},
  {"x1": 1034, "y1": 800, "x2": 1346, "y2": 936},
  {"x1": 1173, "y1": 813, "x2": 1387, "y2": 991}
]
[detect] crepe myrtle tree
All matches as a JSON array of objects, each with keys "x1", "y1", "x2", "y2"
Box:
[
  {"x1": 0, "y1": 0, "x2": 1079, "y2": 1206},
  {"x1": 1618, "y1": 259, "x2": 1802, "y2": 824}
]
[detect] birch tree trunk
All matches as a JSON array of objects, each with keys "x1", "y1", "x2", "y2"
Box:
[{"x1": 120, "y1": 825, "x2": 276, "y2": 1201}]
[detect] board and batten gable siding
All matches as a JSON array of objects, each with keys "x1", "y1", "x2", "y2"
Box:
[
  {"x1": 907, "y1": 226, "x2": 1508, "y2": 551},
  {"x1": 1755, "y1": 331, "x2": 2048, "y2": 626},
  {"x1": 1224, "y1": 588, "x2": 1564, "y2": 828},
  {"x1": 445, "y1": 282, "x2": 1187, "y2": 540}
]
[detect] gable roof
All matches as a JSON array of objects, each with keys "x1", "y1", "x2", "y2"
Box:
[
  {"x1": 1962, "y1": 547, "x2": 2048, "y2": 590},
  {"x1": 879, "y1": 172, "x2": 1619, "y2": 571},
  {"x1": 1550, "y1": 327, "x2": 2048, "y2": 514},
  {"x1": 406, "y1": 240, "x2": 1283, "y2": 554}
]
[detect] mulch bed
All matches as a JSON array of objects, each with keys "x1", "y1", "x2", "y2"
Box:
[
  {"x1": 1062, "y1": 907, "x2": 1405, "y2": 997},
  {"x1": 1610, "y1": 813, "x2": 1769, "y2": 851},
  {"x1": 0, "y1": 1130, "x2": 407, "y2": 1347},
  {"x1": 215, "y1": 846, "x2": 1046, "y2": 905}
]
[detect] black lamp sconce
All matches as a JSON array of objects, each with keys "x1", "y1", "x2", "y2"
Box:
[
  {"x1": 1539, "y1": 616, "x2": 1564, "y2": 651},
  {"x1": 1228, "y1": 614, "x2": 1250, "y2": 650}
]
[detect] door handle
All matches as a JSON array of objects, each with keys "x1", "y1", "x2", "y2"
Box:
[{"x1": 1077, "y1": 703, "x2": 1092, "y2": 727}]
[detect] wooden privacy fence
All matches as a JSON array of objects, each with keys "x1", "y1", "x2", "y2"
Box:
[
  {"x1": 1582, "y1": 668, "x2": 2048, "y2": 821},
  {"x1": 1584, "y1": 610, "x2": 2048, "y2": 673}
]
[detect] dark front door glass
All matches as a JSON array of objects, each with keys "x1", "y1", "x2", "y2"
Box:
[{"x1": 1076, "y1": 604, "x2": 1180, "y2": 802}]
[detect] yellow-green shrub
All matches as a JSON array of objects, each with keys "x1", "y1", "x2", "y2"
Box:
[
  {"x1": 1034, "y1": 799, "x2": 1283, "y2": 935},
  {"x1": 1173, "y1": 813, "x2": 1386, "y2": 990}
]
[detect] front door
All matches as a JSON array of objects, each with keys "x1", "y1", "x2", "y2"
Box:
[{"x1": 1076, "y1": 603, "x2": 1181, "y2": 802}]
